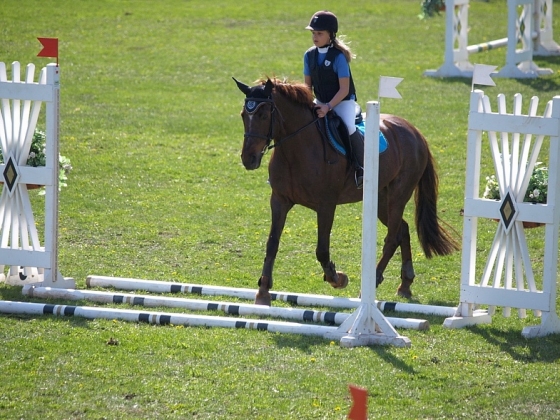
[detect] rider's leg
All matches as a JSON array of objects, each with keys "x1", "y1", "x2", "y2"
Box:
[{"x1": 332, "y1": 100, "x2": 363, "y2": 188}]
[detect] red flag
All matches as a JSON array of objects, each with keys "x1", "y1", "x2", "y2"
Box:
[
  {"x1": 348, "y1": 384, "x2": 368, "y2": 420},
  {"x1": 37, "y1": 38, "x2": 58, "y2": 61}
]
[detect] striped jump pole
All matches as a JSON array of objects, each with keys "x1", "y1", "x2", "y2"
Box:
[
  {"x1": 466, "y1": 32, "x2": 538, "y2": 54},
  {"x1": 23, "y1": 286, "x2": 429, "y2": 330},
  {"x1": 85, "y1": 275, "x2": 458, "y2": 318},
  {"x1": 0, "y1": 300, "x2": 336, "y2": 337},
  {"x1": 466, "y1": 37, "x2": 508, "y2": 54}
]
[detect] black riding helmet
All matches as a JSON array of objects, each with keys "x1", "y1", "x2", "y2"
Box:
[{"x1": 305, "y1": 11, "x2": 338, "y2": 36}]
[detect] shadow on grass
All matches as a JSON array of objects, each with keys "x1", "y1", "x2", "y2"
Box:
[
  {"x1": 369, "y1": 346, "x2": 416, "y2": 374},
  {"x1": 426, "y1": 298, "x2": 457, "y2": 307},
  {"x1": 430, "y1": 77, "x2": 473, "y2": 89},
  {"x1": 515, "y1": 72, "x2": 560, "y2": 93},
  {"x1": 270, "y1": 328, "x2": 416, "y2": 373},
  {"x1": 0, "y1": 284, "x2": 26, "y2": 301},
  {"x1": 0, "y1": 316, "x2": 93, "y2": 330},
  {"x1": 466, "y1": 324, "x2": 560, "y2": 363}
]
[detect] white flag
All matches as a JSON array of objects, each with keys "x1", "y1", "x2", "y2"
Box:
[
  {"x1": 472, "y1": 64, "x2": 497, "y2": 87},
  {"x1": 378, "y1": 76, "x2": 403, "y2": 99}
]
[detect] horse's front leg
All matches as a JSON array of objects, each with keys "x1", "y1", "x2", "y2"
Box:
[
  {"x1": 317, "y1": 206, "x2": 349, "y2": 289},
  {"x1": 256, "y1": 193, "x2": 293, "y2": 306}
]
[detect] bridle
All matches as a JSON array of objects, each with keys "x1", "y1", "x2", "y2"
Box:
[{"x1": 243, "y1": 97, "x2": 319, "y2": 154}]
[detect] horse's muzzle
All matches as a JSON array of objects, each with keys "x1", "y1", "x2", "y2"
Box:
[{"x1": 241, "y1": 152, "x2": 262, "y2": 170}]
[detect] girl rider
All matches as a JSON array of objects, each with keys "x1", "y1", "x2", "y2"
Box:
[{"x1": 304, "y1": 10, "x2": 364, "y2": 188}]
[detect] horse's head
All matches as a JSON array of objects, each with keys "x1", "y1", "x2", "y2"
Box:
[{"x1": 234, "y1": 77, "x2": 275, "y2": 170}]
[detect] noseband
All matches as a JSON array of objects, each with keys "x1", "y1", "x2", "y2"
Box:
[{"x1": 243, "y1": 97, "x2": 319, "y2": 154}]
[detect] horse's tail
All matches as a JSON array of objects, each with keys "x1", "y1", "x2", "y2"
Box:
[{"x1": 415, "y1": 145, "x2": 460, "y2": 259}]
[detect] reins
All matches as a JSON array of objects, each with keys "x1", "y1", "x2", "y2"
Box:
[{"x1": 266, "y1": 115, "x2": 319, "y2": 151}]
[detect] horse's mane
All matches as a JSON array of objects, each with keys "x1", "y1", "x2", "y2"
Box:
[{"x1": 256, "y1": 77, "x2": 314, "y2": 109}]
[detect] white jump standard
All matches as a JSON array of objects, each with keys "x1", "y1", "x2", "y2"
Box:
[
  {"x1": 425, "y1": 0, "x2": 559, "y2": 78},
  {"x1": 445, "y1": 90, "x2": 560, "y2": 337},
  {"x1": 0, "y1": 61, "x2": 74, "y2": 288}
]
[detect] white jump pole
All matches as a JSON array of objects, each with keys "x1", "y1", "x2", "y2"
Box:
[
  {"x1": 23, "y1": 286, "x2": 430, "y2": 330},
  {"x1": 86, "y1": 275, "x2": 457, "y2": 318},
  {"x1": 0, "y1": 300, "x2": 337, "y2": 337}
]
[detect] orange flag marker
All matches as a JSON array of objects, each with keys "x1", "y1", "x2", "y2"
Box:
[
  {"x1": 348, "y1": 384, "x2": 368, "y2": 420},
  {"x1": 37, "y1": 37, "x2": 59, "y2": 65}
]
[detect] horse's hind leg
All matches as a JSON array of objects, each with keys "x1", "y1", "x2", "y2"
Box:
[
  {"x1": 256, "y1": 194, "x2": 293, "y2": 306},
  {"x1": 316, "y1": 206, "x2": 349, "y2": 289},
  {"x1": 377, "y1": 191, "x2": 415, "y2": 298},
  {"x1": 396, "y1": 220, "x2": 415, "y2": 299}
]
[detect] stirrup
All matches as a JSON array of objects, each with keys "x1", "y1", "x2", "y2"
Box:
[{"x1": 355, "y1": 169, "x2": 363, "y2": 189}]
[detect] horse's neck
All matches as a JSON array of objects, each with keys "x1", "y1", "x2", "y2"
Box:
[{"x1": 274, "y1": 101, "x2": 320, "y2": 158}]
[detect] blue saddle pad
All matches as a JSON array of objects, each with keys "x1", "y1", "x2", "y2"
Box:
[
  {"x1": 327, "y1": 119, "x2": 388, "y2": 156},
  {"x1": 356, "y1": 121, "x2": 387, "y2": 153}
]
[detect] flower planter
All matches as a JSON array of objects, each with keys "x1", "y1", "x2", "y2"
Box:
[
  {"x1": 1, "y1": 182, "x2": 42, "y2": 190},
  {"x1": 420, "y1": 0, "x2": 446, "y2": 18},
  {"x1": 520, "y1": 221, "x2": 544, "y2": 229},
  {"x1": 0, "y1": 129, "x2": 72, "y2": 192},
  {"x1": 483, "y1": 164, "x2": 548, "y2": 205},
  {"x1": 492, "y1": 219, "x2": 544, "y2": 229}
]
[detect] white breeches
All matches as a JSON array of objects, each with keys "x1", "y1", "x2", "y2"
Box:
[{"x1": 317, "y1": 99, "x2": 357, "y2": 135}]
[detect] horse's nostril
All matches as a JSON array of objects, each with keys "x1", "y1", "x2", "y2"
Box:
[
  {"x1": 249, "y1": 155, "x2": 260, "y2": 170},
  {"x1": 241, "y1": 153, "x2": 260, "y2": 170}
]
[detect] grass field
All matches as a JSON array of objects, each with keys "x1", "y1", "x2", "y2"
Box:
[{"x1": 2, "y1": 0, "x2": 560, "y2": 418}]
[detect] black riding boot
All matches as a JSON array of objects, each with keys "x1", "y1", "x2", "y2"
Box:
[{"x1": 349, "y1": 130, "x2": 364, "y2": 189}]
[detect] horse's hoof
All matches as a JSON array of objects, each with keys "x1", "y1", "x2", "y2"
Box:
[
  {"x1": 397, "y1": 279, "x2": 413, "y2": 299},
  {"x1": 255, "y1": 292, "x2": 272, "y2": 306},
  {"x1": 336, "y1": 272, "x2": 349, "y2": 289},
  {"x1": 396, "y1": 285, "x2": 413, "y2": 299},
  {"x1": 325, "y1": 271, "x2": 349, "y2": 289}
]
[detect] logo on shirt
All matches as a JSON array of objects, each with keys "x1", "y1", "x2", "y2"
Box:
[{"x1": 324, "y1": 60, "x2": 332, "y2": 67}]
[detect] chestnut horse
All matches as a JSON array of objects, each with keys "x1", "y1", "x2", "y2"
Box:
[{"x1": 234, "y1": 77, "x2": 458, "y2": 306}]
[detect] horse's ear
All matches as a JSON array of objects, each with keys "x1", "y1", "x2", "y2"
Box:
[
  {"x1": 232, "y1": 77, "x2": 251, "y2": 95},
  {"x1": 263, "y1": 79, "x2": 274, "y2": 97}
]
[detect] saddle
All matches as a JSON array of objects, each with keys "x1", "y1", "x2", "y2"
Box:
[{"x1": 322, "y1": 104, "x2": 387, "y2": 157}]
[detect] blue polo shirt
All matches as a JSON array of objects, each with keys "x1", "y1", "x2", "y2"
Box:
[{"x1": 303, "y1": 47, "x2": 351, "y2": 78}]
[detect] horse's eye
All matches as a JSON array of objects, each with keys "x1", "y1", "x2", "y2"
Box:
[{"x1": 258, "y1": 109, "x2": 269, "y2": 121}]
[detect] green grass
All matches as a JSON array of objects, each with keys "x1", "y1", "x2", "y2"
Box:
[{"x1": 2, "y1": 0, "x2": 560, "y2": 418}]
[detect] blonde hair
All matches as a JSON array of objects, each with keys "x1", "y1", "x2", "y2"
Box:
[{"x1": 332, "y1": 36, "x2": 355, "y2": 63}]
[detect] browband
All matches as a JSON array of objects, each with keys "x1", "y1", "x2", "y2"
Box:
[{"x1": 244, "y1": 98, "x2": 273, "y2": 114}]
